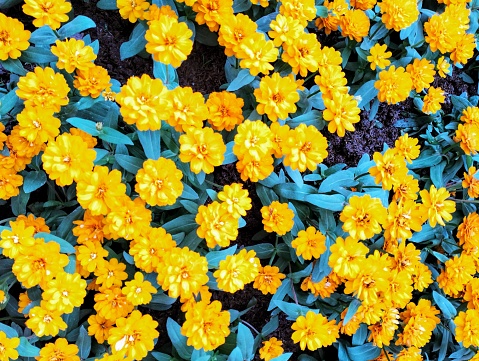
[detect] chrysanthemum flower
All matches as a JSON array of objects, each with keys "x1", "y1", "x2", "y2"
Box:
[
  {"x1": 424, "y1": 10, "x2": 463, "y2": 54},
  {"x1": 145, "y1": 16, "x2": 193, "y2": 68},
  {"x1": 42, "y1": 272, "x2": 87, "y2": 314},
  {"x1": 144, "y1": 4, "x2": 178, "y2": 23},
  {"x1": 88, "y1": 313, "x2": 115, "y2": 344},
  {"x1": 165, "y1": 86, "x2": 207, "y2": 132},
  {"x1": 16, "y1": 106, "x2": 60, "y2": 144},
  {"x1": 17, "y1": 292, "x2": 32, "y2": 314},
  {"x1": 196, "y1": 201, "x2": 238, "y2": 248},
  {"x1": 42, "y1": 133, "x2": 95, "y2": 186},
  {"x1": 455, "y1": 123, "x2": 479, "y2": 155},
  {"x1": 261, "y1": 201, "x2": 295, "y2": 236},
  {"x1": 328, "y1": 236, "x2": 369, "y2": 279},
  {"x1": 23, "y1": 0, "x2": 72, "y2": 29},
  {"x1": 16, "y1": 67, "x2": 70, "y2": 112},
  {"x1": 282, "y1": 32, "x2": 321, "y2": 77},
  {"x1": 135, "y1": 157, "x2": 184, "y2": 207},
  {"x1": 314, "y1": 65, "x2": 348, "y2": 100},
  {"x1": 368, "y1": 307, "x2": 399, "y2": 348},
  {"x1": 396, "y1": 300, "x2": 440, "y2": 348},
  {"x1": 454, "y1": 309, "x2": 479, "y2": 347},
  {"x1": 104, "y1": 196, "x2": 152, "y2": 240},
  {"x1": 233, "y1": 120, "x2": 273, "y2": 162},
  {"x1": 218, "y1": 14, "x2": 257, "y2": 57},
  {"x1": 0, "y1": 14, "x2": 31, "y2": 61},
  {"x1": 393, "y1": 174, "x2": 420, "y2": 202},
  {"x1": 95, "y1": 258, "x2": 128, "y2": 289},
  {"x1": 315, "y1": 0, "x2": 348, "y2": 35},
  {"x1": 339, "y1": 306, "x2": 364, "y2": 336},
  {"x1": 217, "y1": 183, "x2": 252, "y2": 218},
  {"x1": 254, "y1": 72, "x2": 300, "y2": 121},
  {"x1": 384, "y1": 270, "x2": 414, "y2": 309},
  {"x1": 437, "y1": 255, "x2": 475, "y2": 297},
  {"x1": 395, "y1": 346, "x2": 422, "y2": 361},
  {"x1": 181, "y1": 300, "x2": 231, "y2": 350},
  {"x1": 268, "y1": 14, "x2": 303, "y2": 47},
  {"x1": 72, "y1": 211, "x2": 107, "y2": 245},
  {"x1": 121, "y1": 272, "x2": 157, "y2": 306},
  {"x1": 236, "y1": 34, "x2": 278, "y2": 76},
  {"x1": 282, "y1": 123, "x2": 328, "y2": 172},
  {"x1": 451, "y1": 33, "x2": 476, "y2": 65},
  {"x1": 390, "y1": 241, "x2": 421, "y2": 275},
  {"x1": 116, "y1": 74, "x2": 171, "y2": 131},
  {"x1": 0, "y1": 331, "x2": 20, "y2": 361},
  {"x1": 291, "y1": 226, "x2": 326, "y2": 260},
  {"x1": 129, "y1": 226, "x2": 176, "y2": 273},
  {"x1": 378, "y1": 0, "x2": 419, "y2": 31},
  {"x1": 279, "y1": 0, "x2": 316, "y2": 27},
  {"x1": 74, "y1": 65, "x2": 112, "y2": 98},
  {"x1": 26, "y1": 302, "x2": 67, "y2": 337},
  {"x1": 38, "y1": 338, "x2": 80, "y2": 361},
  {"x1": 51, "y1": 38, "x2": 96, "y2": 73},
  {"x1": 0, "y1": 219, "x2": 35, "y2": 259},
  {"x1": 463, "y1": 166, "x2": 479, "y2": 198},
  {"x1": 253, "y1": 265, "x2": 286, "y2": 295},
  {"x1": 213, "y1": 249, "x2": 260, "y2": 293},
  {"x1": 94, "y1": 286, "x2": 134, "y2": 321},
  {"x1": 76, "y1": 240, "x2": 108, "y2": 274},
  {"x1": 375, "y1": 66, "x2": 413, "y2": 104},
  {"x1": 340, "y1": 194, "x2": 387, "y2": 240},
  {"x1": 436, "y1": 56, "x2": 451, "y2": 78},
  {"x1": 323, "y1": 92, "x2": 361, "y2": 137},
  {"x1": 367, "y1": 44, "x2": 392, "y2": 71},
  {"x1": 259, "y1": 337, "x2": 284, "y2": 361},
  {"x1": 461, "y1": 106, "x2": 479, "y2": 124},
  {"x1": 108, "y1": 311, "x2": 159, "y2": 360},
  {"x1": 457, "y1": 212, "x2": 479, "y2": 249},
  {"x1": 270, "y1": 122, "x2": 291, "y2": 158},
  {"x1": 406, "y1": 58, "x2": 436, "y2": 93},
  {"x1": 206, "y1": 91, "x2": 244, "y2": 131},
  {"x1": 158, "y1": 247, "x2": 209, "y2": 299},
  {"x1": 193, "y1": 0, "x2": 234, "y2": 32},
  {"x1": 464, "y1": 278, "x2": 479, "y2": 310},
  {"x1": 0, "y1": 168, "x2": 23, "y2": 201},
  {"x1": 16, "y1": 214, "x2": 49, "y2": 234},
  {"x1": 301, "y1": 272, "x2": 340, "y2": 298},
  {"x1": 117, "y1": 0, "x2": 149, "y2": 22},
  {"x1": 394, "y1": 134, "x2": 421, "y2": 163},
  {"x1": 291, "y1": 311, "x2": 340, "y2": 351},
  {"x1": 70, "y1": 127, "x2": 98, "y2": 148},
  {"x1": 340, "y1": 9, "x2": 370, "y2": 42},
  {"x1": 369, "y1": 148, "x2": 409, "y2": 190},
  {"x1": 351, "y1": 0, "x2": 377, "y2": 10},
  {"x1": 236, "y1": 156, "x2": 275, "y2": 182},
  {"x1": 419, "y1": 185, "x2": 456, "y2": 227}
]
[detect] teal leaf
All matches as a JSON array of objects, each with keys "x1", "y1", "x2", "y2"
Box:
[
  {"x1": 223, "y1": 141, "x2": 238, "y2": 165},
  {"x1": 0, "y1": 323, "x2": 18, "y2": 338},
  {"x1": 19, "y1": 46, "x2": 57, "y2": 63},
  {"x1": 99, "y1": 126, "x2": 134, "y2": 145},
  {"x1": 0, "y1": 58, "x2": 26, "y2": 76},
  {"x1": 0, "y1": 89, "x2": 19, "y2": 116},
  {"x1": 138, "y1": 129, "x2": 161, "y2": 160},
  {"x1": 180, "y1": 200, "x2": 199, "y2": 214},
  {"x1": 316, "y1": 6, "x2": 328, "y2": 17},
  {"x1": 180, "y1": 182, "x2": 198, "y2": 200},
  {"x1": 22, "y1": 171, "x2": 47, "y2": 194},
  {"x1": 56, "y1": 206, "x2": 84, "y2": 239},
  {"x1": 273, "y1": 301, "x2": 311, "y2": 320},
  {"x1": 284, "y1": 166, "x2": 303, "y2": 188},
  {"x1": 151, "y1": 351, "x2": 172, "y2": 361},
  {"x1": 305, "y1": 194, "x2": 345, "y2": 211},
  {"x1": 319, "y1": 170, "x2": 357, "y2": 193},
  {"x1": 76, "y1": 326, "x2": 91, "y2": 359},
  {"x1": 273, "y1": 183, "x2": 317, "y2": 202},
  {"x1": 256, "y1": 184, "x2": 279, "y2": 206},
  {"x1": 66, "y1": 117, "x2": 100, "y2": 136},
  {"x1": 11, "y1": 189, "x2": 30, "y2": 216},
  {"x1": 245, "y1": 243, "x2": 274, "y2": 259},
  {"x1": 120, "y1": 22, "x2": 147, "y2": 60},
  {"x1": 409, "y1": 149, "x2": 442, "y2": 169},
  {"x1": 58, "y1": 16, "x2": 96, "y2": 39},
  {"x1": 114, "y1": 154, "x2": 144, "y2": 174},
  {"x1": 227, "y1": 347, "x2": 243, "y2": 361},
  {"x1": 35, "y1": 232, "x2": 76, "y2": 254},
  {"x1": 352, "y1": 323, "x2": 368, "y2": 346},
  {"x1": 97, "y1": 0, "x2": 118, "y2": 9},
  {"x1": 271, "y1": 354, "x2": 293, "y2": 361},
  {"x1": 17, "y1": 337, "x2": 40, "y2": 357},
  {"x1": 227, "y1": 69, "x2": 255, "y2": 91},
  {"x1": 233, "y1": 0, "x2": 251, "y2": 12},
  {"x1": 167, "y1": 318, "x2": 193, "y2": 360},
  {"x1": 206, "y1": 245, "x2": 237, "y2": 267},
  {"x1": 355, "y1": 80, "x2": 379, "y2": 109},
  {"x1": 268, "y1": 278, "x2": 291, "y2": 311},
  {"x1": 153, "y1": 61, "x2": 178, "y2": 89},
  {"x1": 347, "y1": 343, "x2": 380, "y2": 361},
  {"x1": 311, "y1": 236, "x2": 332, "y2": 282},
  {"x1": 451, "y1": 94, "x2": 473, "y2": 113},
  {"x1": 94, "y1": 148, "x2": 109, "y2": 165},
  {"x1": 261, "y1": 316, "x2": 278, "y2": 337},
  {"x1": 162, "y1": 214, "x2": 197, "y2": 234},
  {"x1": 237, "y1": 323, "x2": 254, "y2": 360},
  {"x1": 195, "y1": 24, "x2": 219, "y2": 46},
  {"x1": 343, "y1": 299, "x2": 361, "y2": 326},
  {"x1": 433, "y1": 291, "x2": 457, "y2": 319}
]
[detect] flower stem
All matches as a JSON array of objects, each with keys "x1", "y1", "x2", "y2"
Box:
[{"x1": 241, "y1": 320, "x2": 260, "y2": 335}]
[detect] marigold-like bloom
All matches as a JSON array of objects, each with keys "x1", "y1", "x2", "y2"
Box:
[
  {"x1": 292, "y1": 311, "x2": 340, "y2": 351},
  {"x1": 328, "y1": 236, "x2": 369, "y2": 279},
  {"x1": 0, "y1": 168, "x2": 23, "y2": 201},
  {"x1": 451, "y1": 33, "x2": 476, "y2": 65},
  {"x1": 340, "y1": 194, "x2": 387, "y2": 240},
  {"x1": 464, "y1": 278, "x2": 479, "y2": 310},
  {"x1": 390, "y1": 241, "x2": 421, "y2": 276},
  {"x1": 51, "y1": 38, "x2": 96, "y2": 73},
  {"x1": 279, "y1": 0, "x2": 316, "y2": 27},
  {"x1": 42, "y1": 272, "x2": 87, "y2": 314},
  {"x1": 437, "y1": 255, "x2": 475, "y2": 297},
  {"x1": 16, "y1": 67, "x2": 70, "y2": 112},
  {"x1": 193, "y1": 0, "x2": 234, "y2": 32},
  {"x1": 23, "y1": 0, "x2": 71, "y2": 29},
  {"x1": 436, "y1": 56, "x2": 451, "y2": 78},
  {"x1": 282, "y1": 123, "x2": 328, "y2": 172},
  {"x1": 236, "y1": 156, "x2": 275, "y2": 182},
  {"x1": 88, "y1": 313, "x2": 115, "y2": 344},
  {"x1": 37, "y1": 338, "x2": 80, "y2": 361},
  {"x1": 315, "y1": 0, "x2": 348, "y2": 34},
  {"x1": 323, "y1": 92, "x2": 360, "y2": 137},
  {"x1": 0, "y1": 14, "x2": 31, "y2": 61},
  {"x1": 368, "y1": 307, "x2": 400, "y2": 347},
  {"x1": 214, "y1": 249, "x2": 260, "y2": 293},
  {"x1": 117, "y1": 0, "x2": 149, "y2": 22},
  {"x1": 259, "y1": 337, "x2": 284, "y2": 361},
  {"x1": 206, "y1": 91, "x2": 244, "y2": 131},
  {"x1": 129, "y1": 227, "x2": 176, "y2": 273},
  {"x1": 16, "y1": 214, "x2": 49, "y2": 234},
  {"x1": 394, "y1": 134, "x2": 420, "y2": 164},
  {"x1": 282, "y1": 32, "x2": 321, "y2": 77},
  {"x1": 158, "y1": 247, "x2": 209, "y2": 299},
  {"x1": 463, "y1": 166, "x2": 479, "y2": 198},
  {"x1": 0, "y1": 219, "x2": 35, "y2": 259},
  {"x1": 369, "y1": 148, "x2": 408, "y2": 190},
  {"x1": 135, "y1": 157, "x2": 183, "y2": 207},
  {"x1": 261, "y1": 201, "x2": 295, "y2": 236},
  {"x1": 419, "y1": 185, "x2": 456, "y2": 227},
  {"x1": 181, "y1": 300, "x2": 231, "y2": 350},
  {"x1": 76, "y1": 240, "x2": 108, "y2": 273},
  {"x1": 70, "y1": 127, "x2": 97, "y2": 148},
  {"x1": 395, "y1": 347, "x2": 422, "y2": 361},
  {"x1": 165, "y1": 86, "x2": 207, "y2": 132},
  {"x1": 0, "y1": 331, "x2": 19, "y2": 361},
  {"x1": 42, "y1": 133, "x2": 95, "y2": 186},
  {"x1": 314, "y1": 65, "x2": 348, "y2": 100},
  {"x1": 218, "y1": 14, "x2": 257, "y2": 57},
  {"x1": 457, "y1": 212, "x2": 479, "y2": 249},
  {"x1": 108, "y1": 310, "x2": 159, "y2": 359},
  {"x1": 340, "y1": 9, "x2": 370, "y2": 42},
  {"x1": 422, "y1": 86, "x2": 445, "y2": 114},
  {"x1": 104, "y1": 196, "x2": 152, "y2": 240},
  {"x1": 95, "y1": 258, "x2": 128, "y2": 289},
  {"x1": 217, "y1": 183, "x2": 252, "y2": 218},
  {"x1": 236, "y1": 34, "x2": 278, "y2": 76},
  {"x1": 351, "y1": 0, "x2": 377, "y2": 10},
  {"x1": 406, "y1": 58, "x2": 436, "y2": 93},
  {"x1": 146, "y1": 16, "x2": 193, "y2": 68},
  {"x1": 378, "y1": 0, "x2": 419, "y2": 31},
  {"x1": 196, "y1": 201, "x2": 238, "y2": 248},
  {"x1": 16, "y1": 106, "x2": 60, "y2": 144},
  {"x1": 375, "y1": 66, "x2": 413, "y2": 104},
  {"x1": 233, "y1": 120, "x2": 273, "y2": 162},
  {"x1": 367, "y1": 44, "x2": 392, "y2": 71},
  {"x1": 268, "y1": 14, "x2": 303, "y2": 47},
  {"x1": 455, "y1": 123, "x2": 479, "y2": 155},
  {"x1": 454, "y1": 309, "x2": 479, "y2": 347},
  {"x1": 145, "y1": 4, "x2": 178, "y2": 23},
  {"x1": 301, "y1": 272, "x2": 340, "y2": 299},
  {"x1": 122, "y1": 272, "x2": 157, "y2": 306},
  {"x1": 291, "y1": 226, "x2": 326, "y2": 260},
  {"x1": 253, "y1": 265, "x2": 286, "y2": 295},
  {"x1": 26, "y1": 302, "x2": 67, "y2": 337},
  {"x1": 393, "y1": 174, "x2": 420, "y2": 203},
  {"x1": 270, "y1": 122, "x2": 291, "y2": 158},
  {"x1": 74, "y1": 65, "x2": 112, "y2": 98},
  {"x1": 179, "y1": 127, "x2": 226, "y2": 174},
  {"x1": 94, "y1": 287, "x2": 134, "y2": 322},
  {"x1": 254, "y1": 72, "x2": 300, "y2": 121},
  {"x1": 116, "y1": 74, "x2": 171, "y2": 131},
  {"x1": 461, "y1": 106, "x2": 479, "y2": 125}
]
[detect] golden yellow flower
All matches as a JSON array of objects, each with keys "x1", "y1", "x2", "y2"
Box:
[
  {"x1": 451, "y1": 33, "x2": 476, "y2": 65},
  {"x1": 375, "y1": 66, "x2": 413, "y2": 104},
  {"x1": 378, "y1": 0, "x2": 419, "y2": 31},
  {"x1": 406, "y1": 58, "x2": 436, "y2": 93},
  {"x1": 165, "y1": 86, "x2": 207, "y2": 132},
  {"x1": 0, "y1": 331, "x2": 19, "y2": 361},
  {"x1": 437, "y1": 255, "x2": 475, "y2": 297},
  {"x1": 95, "y1": 258, "x2": 128, "y2": 290},
  {"x1": 135, "y1": 157, "x2": 184, "y2": 207},
  {"x1": 196, "y1": 201, "x2": 238, "y2": 248},
  {"x1": 88, "y1": 313, "x2": 115, "y2": 344},
  {"x1": 268, "y1": 14, "x2": 303, "y2": 47},
  {"x1": 314, "y1": 65, "x2": 348, "y2": 100},
  {"x1": 455, "y1": 123, "x2": 479, "y2": 155},
  {"x1": 457, "y1": 212, "x2": 479, "y2": 249},
  {"x1": 42, "y1": 272, "x2": 87, "y2": 314},
  {"x1": 340, "y1": 9, "x2": 370, "y2": 42},
  {"x1": 454, "y1": 309, "x2": 479, "y2": 347},
  {"x1": 394, "y1": 133, "x2": 421, "y2": 163},
  {"x1": 292, "y1": 226, "x2": 326, "y2": 260},
  {"x1": 94, "y1": 287, "x2": 134, "y2": 322},
  {"x1": 323, "y1": 92, "x2": 361, "y2": 137},
  {"x1": 213, "y1": 249, "x2": 260, "y2": 293},
  {"x1": 37, "y1": 338, "x2": 80, "y2": 361},
  {"x1": 193, "y1": 0, "x2": 234, "y2": 32},
  {"x1": 122, "y1": 272, "x2": 157, "y2": 306},
  {"x1": 270, "y1": 122, "x2": 291, "y2": 158},
  {"x1": 253, "y1": 265, "x2": 286, "y2": 295},
  {"x1": 461, "y1": 106, "x2": 479, "y2": 125},
  {"x1": 464, "y1": 278, "x2": 479, "y2": 310},
  {"x1": 217, "y1": 183, "x2": 252, "y2": 218},
  {"x1": 369, "y1": 148, "x2": 408, "y2": 190},
  {"x1": 76, "y1": 240, "x2": 108, "y2": 273},
  {"x1": 279, "y1": 0, "x2": 316, "y2": 27},
  {"x1": 74, "y1": 65, "x2": 112, "y2": 98},
  {"x1": 117, "y1": 0, "x2": 149, "y2": 22},
  {"x1": 26, "y1": 302, "x2": 67, "y2": 337},
  {"x1": 291, "y1": 311, "x2": 340, "y2": 351},
  {"x1": 218, "y1": 14, "x2": 257, "y2": 57},
  {"x1": 16, "y1": 106, "x2": 60, "y2": 144},
  {"x1": 236, "y1": 33, "x2": 278, "y2": 76},
  {"x1": 206, "y1": 91, "x2": 244, "y2": 131},
  {"x1": 0, "y1": 168, "x2": 23, "y2": 201},
  {"x1": 419, "y1": 185, "x2": 456, "y2": 227},
  {"x1": 0, "y1": 14, "x2": 31, "y2": 61},
  {"x1": 259, "y1": 337, "x2": 284, "y2": 361},
  {"x1": 463, "y1": 166, "x2": 479, "y2": 198},
  {"x1": 315, "y1": 0, "x2": 348, "y2": 34},
  {"x1": 145, "y1": 4, "x2": 178, "y2": 23},
  {"x1": 104, "y1": 196, "x2": 152, "y2": 240},
  {"x1": 236, "y1": 156, "x2": 275, "y2": 182},
  {"x1": 281, "y1": 32, "x2": 321, "y2": 77},
  {"x1": 261, "y1": 201, "x2": 295, "y2": 236},
  {"x1": 146, "y1": 16, "x2": 193, "y2": 68},
  {"x1": 23, "y1": 0, "x2": 72, "y2": 29},
  {"x1": 367, "y1": 44, "x2": 392, "y2": 71},
  {"x1": 436, "y1": 56, "x2": 451, "y2": 78},
  {"x1": 0, "y1": 219, "x2": 35, "y2": 259},
  {"x1": 328, "y1": 236, "x2": 369, "y2": 279},
  {"x1": 51, "y1": 38, "x2": 96, "y2": 73},
  {"x1": 233, "y1": 120, "x2": 273, "y2": 162}
]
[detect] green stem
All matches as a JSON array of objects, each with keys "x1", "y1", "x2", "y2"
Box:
[
  {"x1": 303, "y1": 70, "x2": 318, "y2": 83},
  {"x1": 288, "y1": 263, "x2": 299, "y2": 305},
  {"x1": 241, "y1": 320, "x2": 260, "y2": 335},
  {"x1": 307, "y1": 89, "x2": 321, "y2": 99}
]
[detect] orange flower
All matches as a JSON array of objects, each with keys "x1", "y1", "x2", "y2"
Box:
[
  {"x1": 279, "y1": 0, "x2": 316, "y2": 27},
  {"x1": 104, "y1": 196, "x2": 152, "y2": 240},
  {"x1": 196, "y1": 201, "x2": 238, "y2": 248},
  {"x1": 236, "y1": 34, "x2": 278, "y2": 76},
  {"x1": 206, "y1": 91, "x2": 244, "y2": 131},
  {"x1": 367, "y1": 44, "x2": 392, "y2": 71},
  {"x1": 369, "y1": 148, "x2": 408, "y2": 190},
  {"x1": 16, "y1": 106, "x2": 60, "y2": 143},
  {"x1": 419, "y1": 185, "x2": 456, "y2": 227},
  {"x1": 165, "y1": 86, "x2": 207, "y2": 132},
  {"x1": 117, "y1": 0, "x2": 149, "y2": 22},
  {"x1": 323, "y1": 92, "x2": 360, "y2": 137},
  {"x1": 193, "y1": 0, "x2": 234, "y2": 32},
  {"x1": 292, "y1": 311, "x2": 340, "y2": 351},
  {"x1": 218, "y1": 14, "x2": 257, "y2": 57},
  {"x1": 378, "y1": 0, "x2": 419, "y2": 31},
  {"x1": 406, "y1": 58, "x2": 436, "y2": 93},
  {"x1": 259, "y1": 337, "x2": 284, "y2": 361},
  {"x1": 253, "y1": 265, "x2": 286, "y2": 295},
  {"x1": 281, "y1": 33, "x2": 321, "y2": 77},
  {"x1": 463, "y1": 166, "x2": 479, "y2": 198},
  {"x1": 73, "y1": 65, "x2": 112, "y2": 98}
]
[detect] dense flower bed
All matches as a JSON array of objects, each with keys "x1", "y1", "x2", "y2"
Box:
[{"x1": 0, "y1": 0, "x2": 479, "y2": 360}]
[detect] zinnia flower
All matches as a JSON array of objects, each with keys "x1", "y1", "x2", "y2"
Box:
[
  {"x1": 73, "y1": 65, "x2": 112, "y2": 98},
  {"x1": 406, "y1": 58, "x2": 436, "y2": 93},
  {"x1": 206, "y1": 91, "x2": 244, "y2": 131},
  {"x1": 165, "y1": 86, "x2": 207, "y2": 132},
  {"x1": 42, "y1": 272, "x2": 87, "y2": 314},
  {"x1": 421, "y1": 85, "x2": 445, "y2": 114},
  {"x1": 218, "y1": 13, "x2": 257, "y2": 57},
  {"x1": 117, "y1": 0, "x2": 149, "y2": 22},
  {"x1": 217, "y1": 183, "x2": 252, "y2": 218},
  {"x1": 122, "y1": 272, "x2": 157, "y2": 306},
  {"x1": 213, "y1": 249, "x2": 260, "y2": 293},
  {"x1": 322, "y1": 92, "x2": 361, "y2": 137},
  {"x1": 236, "y1": 34, "x2": 278, "y2": 76},
  {"x1": 23, "y1": 0, "x2": 72, "y2": 29},
  {"x1": 378, "y1": 0, "x2": 419, "y2": 31},
  {"x1": 26, "y1": 302, "x2": 68, "y2": 337},
  {"x1": 196, "y1": 201, "x2": 238, "y2": 248},
  {"x1": 328, "y1": 236, "x2": 369, "y2": 279},
  {"x1": 279, "y1": 0, "x2": 316, "y2": 27},
  {"x1": 0, "y1": 14, "x2": 31, "y2": 61},
  {"x1": 291, "y1": 226, "x2": 327, "y2": 260},
  {"x1": 419, "y1": 185, "x2": 456, "y2": 227},
  {"x1": 51, "y1": 38, "x2": 96, "y2": 73},
  {"x1": 37, "y1": 338, "x2": 79, "y2": 361},
  {"x1": 369, "y1": 148, "x2": 409, "y2": 190},
  {"x1": 340, "y1": 9, "x2": 370, "y2": 42},
  {"x1": 253, "y1": 266, "x2": 286, "y2": 295},
  {"x1": 259, "y1": 337, "x2": 284, "y2": 361},
  {"x1": 375, "y1": 66, "x2": 413, "y2": 104},
  {"x1": 367, "y1": 44, "x2": 392, "y2": 71},
  {"x1": 281, "y1": 32, "x2": 321, "y2": 77},
  {"x1": 261, "y1": 201, "x2": 295, "y2": 236},
  {"x1": 193, "y1": 0, "x2": 234, "y2": 32},
  {"x1": 454, "y1": 309, "x2": 479, "y2": 347},
  {"x1": 291, "y1": 311, "x2": 340, "y2": 351},
  {"x1": 0, "y1": 331, "x2": 20, "y2": 361}
]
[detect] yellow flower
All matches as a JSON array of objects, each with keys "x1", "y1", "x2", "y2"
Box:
[
  {"x1": 315, "y1": 0, "x2": 348, "y2": 34},
  {"x1": 406, "y1": 58, "x2": 436, "y2": 93},
  {"x1": 393, "y1": 174, "x2": 420, "y2": 203},
  {"x1": 395, "y1": 346, "x2": 422, "y2": 361},
  {"x1": 104, "y1": 196, "x2": 152, "y2": 240},
  {"x1": 378, "y1": 0, "x2": 419, "y2": 31},
  {"x1": 70, "y1": 127, "x2": 98, "y2": 148},
  {"x1": 368, "y1": 308, "x2": 400, "y2": 348},
  {"x1": 253, "y1": 265, "x2": 286, "y2": 295},
  {"x1": 236, "y1": 156, "x2": 275, "y2": 182},
  {"x1": 18, "y1": 292, "x2": 32, "y2": 314},
  {"x1": 117, "y1": 0, "x2": 149, "y2": 22},
  {"x1": 213, "y1": 249, "x2": 260, "y2": 293},
  {"x1": 16, "y1": 106, "x2": 60, "y2": 143},
  {"x1": 451, "y1": 33, "x2": 476, "y2": 65},
  {"x1": 323, "y1": 92, "x2": 361, "y2": 137},
  {"x1": 454, "y1": 309, "x2": 479, "y2": 347},
  {"x1": 22, "y1": 0, "x2": 71, "y2": 29},
  {"x1": 94, "y1": 287, "x2": 134, "y2": 322},
  {"x1": 292, "y1": 226, "x2": 326, "y2": 260},
  {"x1": 340, "y1": 9, "x2": 370, "y2": 42},
  {"x1": 457, "y1": 212, "x2": 479, "y2": 249},
  {"x1": 42, "y1": 272, "x2": 87, "y2": 314},
  {"x1": 340, "y1": 194, "x2": 387, "y2": 240},
  {"x1": 254, "y1": 72, "x2": 300, "y2": 122},
  {"x1": 37, "y1": 338, "x2": 80, "y2": 361},
  {"x1": 369, "y1": 148, "x2": 408, "y2": 190},
  {"x1": 0, "y1": 14, "x2": 31, "y2": 61},
  {"x1": 259, "y1": 337, "x2": 284, "y2": 361},
  {"x1": 116, "y1": 73, "x2": 171, "y2": 131},
  {"x1": 236, "y1": 34, "x2": 278, "y2": 76},
  {"x1": 42, "y1": 133, "x2": 96, "y2": 186},
  {"x1": 95, "y1": 258, "x2": 128, "y2": 289},
  {"x1": 455, "y1": 123, "x2": 479, "y2": 155},
  {"x1": 233, "y1": 120, "x2": 273, "y2": 162},
  {"x1": 108, "y1": 310, "x2": 159, "y2": 359},
  {"x1": 464, "y1": 278, "x2": 479, "y2": 310},
  {"x1": 16, "y1": 67, "x2": 70, "y2": 112},
  {"x1": 179, "y1": 127, "x2": 226, "y2": 174},
  {"x1": 0, "y1": 219, "x2": 35, "y2": 259},
  {"x1": 0, "y1": 168, "x2": 23, "y2": 201},
  {"x1": 158, "y1": 247, "x2": 209, "y2": 299},
  {"x1": 165, "y1": 86, "x2": 208, "y2": 132},
  {"x1": 282, "y1": 123, "x2": 328, "y2": 172},
  {"x1": 196, "y1": 201, "x2": 239, "y2": 248},
  {"x1": 375, "y1": 66, "x2": 413, "y2": 104},
  {"x1": 26, "y1": 302, "x2": 67, "y2": 337},
  {"x1": 206, "y1": 91, "x2": 244, "y2": 131},
  {"x1": 261, "y1": 201, "x2": 295, "y2": 236},
  {"x1": 270, "y1": 122, "x2": 291, "y2": 158},
  {"x1": 88, "y1": 313, "x2": 115, "y2": 344},
  {"x1": 135, "y1": 157, "x2": 184, "y2": 206},
  {"x1": 314, "y1": 65, "x2": 348, "y2": 100},
  {"x1": 437, "y1": 255, "x2": 475, "y2": 297},
  {"x1": 291, "y1": 311, "x2": 340, "y2": 351},
  {"x1": 181, "y1": 300, "x2": 231, "y2": 351},
  {"x1": 76, "y1": 240, "x2": 108, "y2": 273},
  {"x1": 419, "y1": 185, "x2": 456, "y2": 227},
  {"x1": 385, "y1": 199, "x2": 424, "y2": 242},
  {"x1": 145, "y1": 4, "x2": 178, "y2": 23},
  {"x1": 146, "y1": 16, "x2": 193, "y2": 68},
  {"x1": 51, "y1": 38, "x2": 96, "y2": 73},
  {"x1": 217, "y1": 183, "x2": 252, "y2": 218},
  {"x1": 122, "y1": 272, "x2": 157, "y2": 306},
  {"x1": 461, "y1": 106, "x2": 479, "y2": 125},
  {"x1": 436, "y1": 56, "x2": 451, "y2": 78},
  {"x1": 218, "y1": 14, "x2": 257, "y2": 57},
  {"x1": 129, "y1": 227, "x2": 176, "y2": 273},
  {"x1": 351, "y1": 0, "x2": 377, "y2": 10},
  {"x1": 394, "y1": 133, "x2": 421, "y2": 163},
  {"x1": 463, "y1": 166, "x2": 479, "y2": 198},
  {"x1": 268, "y1": 14, "x2": 303, "y2": 47},
  {"x1": 73, "y1": 65, "x2": 112, "y2": 98},
  {"x1": 282, "y1": 32, "x2": 321, "y2": 77},
  {"x1": 0, "y1": 331, "x2": 19, "y2": 361},
  {"x1": 328, "y1": 236, "x2": 368, "y2": 279},
  {"x1": 279, "y1": 0, "x2": 316, "y2": 27},
  {"x1": 367, "y1": 44, "x2": 392, "y2": 71},
  {"x1": 193, "y1": 0, "x2": 234, "y2": 32}
]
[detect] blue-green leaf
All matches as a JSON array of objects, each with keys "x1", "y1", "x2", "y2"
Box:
[
  {"x1": 0, "y1": 89, "x2": 19, "y2": 116},
  {"x1": 181, "y1": 183, "x2": 198, "y2": 200},
  {"x1": 356, "y1": 80, "x2": 378, "y2": 109},
  {"x1": 268, "y1": 278, "x2": 290, "y2": 311},
  {"x1": 0, "y1": 58, "x2": 26, "y2": 76},
  {"x1": 223, "y1": 141, "x2": 238, "y2": 165},
  {"x1": 245, "y1": 243, "x2": 275, "y2": 259},
  {"x1": 76, "y1": 326, "x2": 91, "y2": 359},
  {"x1": 35, "y1": 232, "x2": 76, "y2": 254},
  {"x1": 22, "y1": 171, "x2": 47, "y2": 194},
  {"x1": 167, "y1": 318, "x2": 193, "y2": 360},
  {"x1": 273, "y1": 301, "x2": 311, "y2": 320},
  {"x1": 256, "y1": 184, "x2": 279, "y2": 206},
  {"x1": 433, "y1": 291, "x2": 457, "y2": 319},
  {"x1": 138, "y1": 129, "x2": 161, "y2": 160},
  {"x1": 227, "y1": 347, "x2": 244, "y2": 361},
  {"x1": 206, "y1": 245, "x2": 237, "y2": 267},
  {"x1": 273, "y1": 183, "x2": 317, "y2": 202},
  {"x1": 319, "y1": 170, "x2": 357, "y2": 193},
  {"x1": 271, "y1": 354, "x2": 293, "y2": 361},
  {"x1": 97, "y1": 0, "x2": 118, "y2": 9},
  {"x1": 17, "y1": 337, "x2": 40, "y2": 357},
  {"x1": 162, "y1": 214, "x2": 197, "y2": 234},
  {"x1": 316, "y1": 5, "x2": 328, "y2": 17},
  {"x1": 237, "y1": 323, "x2": 254, "y2": 360},
  {"x1": 347, "y1": 343, "x2": 380, "y2": 361},
  {"x1": 343, "y1": 299, "x2": 361, "y2": 326},
  {"x1": 100, "y1": 127, "x2": 133, "y2": 145},
  {"x1": 305, "y1": 194, "x2": 345, "y2": 211},
  {"x1": 311, "y1": 236, "x2": 332, "y2": 282},
  {"x1": 153, "y1": 61, "x2": 178, "y2": 89},
  {"x1": 0, "y1": 323, "x2": 18, "y2": 338},
  {"x1": 227, "y1": 69, "x2": 255, "y2": 91},
  {"x1": 66, "y1": 117, "x2": 100, "y2": 136},
  {"x1": 120, "y1": 22, "x2": 147, "y2": 60},
  {"x1": 58, "y1": 16, "x2": 96, "y2": 39},
  {"x1": 19, "y1": 46, "x2": 57, "y2": 63},
  {"x1": 30, "y1": 26, "x2": 57, "y2": 44},
  {"x1": 261, "y1": 316, "x2": 278, "y2": 337},
  {"x1": 409, "y1": 149, "x2": 442, "y2": 169},
  {"x1": 151, "y1": 351, "x2": 172, "y2": 361},
  {"x1": 233, "y1": 0, "x2": 251, "y2": 12},
  {"x1": 114, "y1": 154, "x2": 144, "y2": 174},
  {"x1": 451, "y1": 95, "x2": 473, "y2": 113}
]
